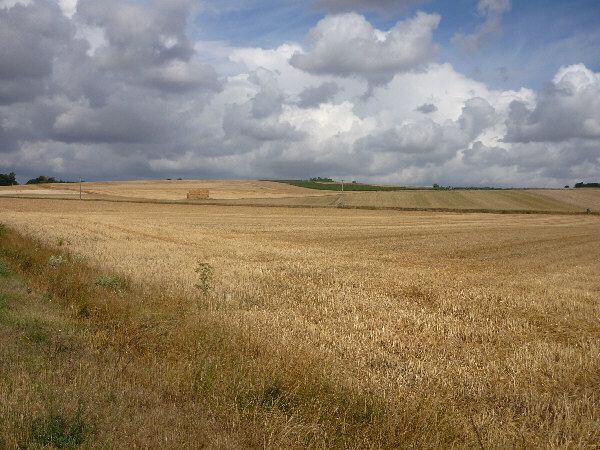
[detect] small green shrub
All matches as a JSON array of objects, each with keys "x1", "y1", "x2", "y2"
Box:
[
  {"x1": 0, "y1": 293, "x2": 9, "y2": 311},
  {"x1": 261, "y1": 382, "x2": 291, "y2": 413},
  {"x1": 0, "y1": 223, "x2": 7, "y2": 237},
  {"x1": 20, "y1": 255, "x2": 33, "y2": 272},
  {"x1": 95, "y1": 275, "x2": 124, "y2": 290},
  {"x1": 77, "y1": 302, "x2": 91, "y2": 318},
  {"x1": 195, "y1": 262, "x2": 213, "y2": 296},
  {"x1": 48, "y1": 255, "x2": 66, "y2": 268},
  {"x1": 0, "y1": 259, "x2": 9, "y2": 276},
  {"x1": 22, "y1": 319, "x2": 49, "y2": 345},
  {"x1": 31, "y1": 411, "x2": 86, "y2": 448}
]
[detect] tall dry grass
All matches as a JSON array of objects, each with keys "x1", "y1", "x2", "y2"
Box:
[
  {"x1": 1, "y1": 224, "x2": 417, "y2": 448},
  {"x1": 0, "y1": 198, "x2": 599, "y2": 447}
]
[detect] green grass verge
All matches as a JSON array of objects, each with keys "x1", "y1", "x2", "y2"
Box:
[
  {"x1": 271, "y1": 180, "x2": 509, "y2": 191},
  {"x1": 271, "y1": 179, "x2": 418, "y2": 191}
]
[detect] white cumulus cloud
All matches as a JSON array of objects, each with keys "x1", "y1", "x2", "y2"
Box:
[{"x1": 289, "y1": 11, "x2": 440, "y2": 91}]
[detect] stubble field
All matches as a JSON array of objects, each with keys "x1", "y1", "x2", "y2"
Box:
[
  {"x1": 2, "y1": 181, "x2": 598, "y2": 215},
  {"x1": 0, "y1": 179, "x2": 334, "y2": 200},
  {"x1": 1, "y1": 196, "x2": 599, "y2": 448}
]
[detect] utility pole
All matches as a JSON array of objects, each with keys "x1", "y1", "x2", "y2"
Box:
[
  {"x1": 341, "y1": 179, "x2": 344, "y2": 193},
  {"x1": 79, "y1": 177, "x2": 82, "y2": 200}
]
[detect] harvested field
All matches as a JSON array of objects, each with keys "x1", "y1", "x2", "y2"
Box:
[
  {"x1": 334, "y1": 188, "x2": 585, "y2": 211},
  {"x1": 534, "y1": 188, "x2": 600, "y2": 211},
  {"x1": 44, "y1": 179, "x2": 335, "y2": 200},
  {"x1": 205, "y1": 187, "x2": 599, "y2": 213},
  {"x1": 1, "y1": 197, "x2": 599, "y2": 447},
  {"x1": 3, "y1": 180, "x2": 598, "y2": 214},
  {"x1": 0, "y1": 186, "x2": 82, "y2": 197}
]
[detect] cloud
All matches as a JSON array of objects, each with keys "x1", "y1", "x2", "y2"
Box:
[
  {"x1": 76, "y1": 0, "x2": 196, "y2": 69},
  {"x1": 452, "y1": 0, "x2": 511, "y2": 51},
  {"x1": 1, "y1": 0, "x2": 598, "y2": 188},
  {"x1": 143, "y1": 60, "x2": 221, "y2": 93},
  {"x1": 314, "y1": 0, "x2": 426, "y2": 13},
  {"x1": 0, "y1": 0, "x2": 80, "y2": 104},
  {"x1": 353, "y1": 95, "x2": 498, "y2": 171},
  {"x1": 0, "y1": 0, "x2": 30, "y2": 9},
  {"x1": 289, "y1": 12, "x2": 440, "y2": 90},
  {"x1": 219, "y1": 69, "x2": 306, "y2": 143},
  {"x1": 52, "y1": 98, "x2": 169, "y2": 144},
  {"x1": 75, "y1": 0, "x2": 221, "y2": 93},
  {"x1": 0, "y1": 0, "x2": 222, "y2": 168},
  {"x1": 462, "y1": 139, "x2": 600, "y2": 184},
  {"x1": 458, "y1": 97, "x2": 498, "y2": 139},
  {"x1": 415, "y1": 103, "x2": 437, "y2": 113},
  {"x1": 504, "y1": 64, "x2": 600, "y2": 143},
  {"x1": 297, "y1": 82, "x2": 341, "y2": 108}
]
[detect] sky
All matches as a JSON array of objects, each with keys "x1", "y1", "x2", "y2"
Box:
[{"x1": 0, "y1": 0, "x2": 599, "y2": 186}]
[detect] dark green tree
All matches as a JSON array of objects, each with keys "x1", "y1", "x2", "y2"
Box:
[
  {"x1": 26, "y1": 175, "x2": 58, "y2": 184},
  {"x1": 0, "y1": 172, "x2": 18, "y2": 186}
]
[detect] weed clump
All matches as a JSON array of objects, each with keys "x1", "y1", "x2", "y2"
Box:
[
  {"x1": 0, "y1": 259, "x2": 9, "y2": 276},
  {"x1": 48, "y1": 255, "x2": 66, "y2": 268},
  {"x1": 30, "y1": 411, "x2": 86, "y2": 448},
  {"x1": 194, "y1": 261, "x2": 213, "y2": 296},
  {"x1": 94, "y1": 275, "x2": 124, "y2": 290},
  {"x1": 77, "y1": 302, "x2": 91, "y2": 318},
  {"x1": 22, "y1": 319, "x2": 49, "y2": 345},
  {"x1": 261, "y1": 382, "x2": 291, "y2": 412},
  {"x1": 0, "y1": 293, "x2": 8, "y2": 311}
]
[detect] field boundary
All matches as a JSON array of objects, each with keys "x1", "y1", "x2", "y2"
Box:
[
  {"x1": 1, "y1": 194, "x2": 598, "y2": 216},
  {"x1": 269, "y1": 179, "x2": 423, "y2": 191}
]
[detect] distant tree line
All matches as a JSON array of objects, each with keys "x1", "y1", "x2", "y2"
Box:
[
  {"x1": 0, "y1": 172, "x2": 76, "y2": 186},
  {"x1": 575, "y1": 182, "x2": 600, "y2": 188},
  {"x1": 25, "y1": 175, "x2": 74, "y2": 184},
  {"x1": 309, "y1": 177, "x2": 335, "y2": 182}
]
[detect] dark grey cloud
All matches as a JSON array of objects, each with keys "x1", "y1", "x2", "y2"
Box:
[
  {"x1": 462, "y1": 141, "x2": 512, "y2": 166},
  {"x1": 0, "y1": 88, "x2": 78, "y2": 158},
  {"x1": 220, "y1": 72, "x2": 304, "y2": 143},
  {"x1": 247, "y1": 69, "x2": 286, "y2": 119},
  {"x1": 358, "y1": 121, "x2": 443, "y2": 154},
  {"x1": 458, "y1": 97, "x2": 497, "y2": 139},
  {"x1": 52, "y1": 98, "x2": 169, "y2": 144},
  {"x1": 77, "y1": 0, "x2": 194, "y2": 68},
  {"x1": 223, "y1": 103, "x2": 305, "y2": 143},
  {"x1": 76, "y1": 0, "x2": 221, "y2": 94},
  {"x1": 297, "y1": 82, "x2": 341, "y2": 108},
  {"x1": 415, "y1": 103, "x2": 437, "y2": 114},
  {"x1": 225, "y1": 116, "x2": 296, "y2": 143},
  {"x1": 143, "y1": 61, "x2": 221, "y2": 93},
  {"x1": 0, "y1": 0, "x2": 80, "y2": 104},
  {"x1": 0, "y1": 0, "x2": 227, "y2": 186},
  {"x1": 0, "y1": 1, "x2": 70, "y2": 80},
  {"x1": 290, "y1": 12, "x2": 440, "y2": 89}
]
